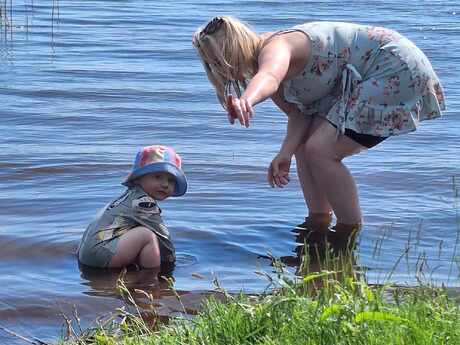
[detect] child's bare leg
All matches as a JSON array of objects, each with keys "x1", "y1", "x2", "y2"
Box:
[
  {"x1": 109, "y1": 227, "x2": 161, "y2": 269},
  {"x1": 304, "y1": 119, "x2": 364, "y2": 226}
]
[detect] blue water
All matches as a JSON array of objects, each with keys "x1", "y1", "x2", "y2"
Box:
[{"x1": 1, "y1": 0, "x2": 459, "y2": 343}]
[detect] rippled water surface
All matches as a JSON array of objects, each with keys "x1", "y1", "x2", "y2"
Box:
[{"x1": 1, "y1": 0, "x2": 459, "y2": 343}]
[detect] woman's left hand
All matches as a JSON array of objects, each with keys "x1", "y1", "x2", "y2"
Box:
[
  {"x1": 267, "y1": 152, "x2": 291, "y2": 188},
  {"x1": 227, "y1": 95, "x2": 254, "y2": 127}
]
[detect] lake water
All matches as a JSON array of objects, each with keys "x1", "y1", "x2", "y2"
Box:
[{"x1": 1, "y1": 0, "x2": 459, "y2": 343}]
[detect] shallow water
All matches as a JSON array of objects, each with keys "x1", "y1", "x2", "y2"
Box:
[{"x1": 1, "y1": 0, "x2": 459, "y2": 343}]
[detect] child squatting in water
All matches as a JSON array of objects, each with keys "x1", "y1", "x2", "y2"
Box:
[{"x1": 78, "y1": 145, "x2": 187, "y2": 269}]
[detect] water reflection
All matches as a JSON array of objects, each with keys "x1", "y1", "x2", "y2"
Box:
[
  {"x1": 78, "y1": 262, "x2": 171, "y2": 298},
  {"x1": 273, "y1": 226, "x2": 362, "y2": 292},
  {"x1": 77, "y1": 261, "x2": 225, "y2": 322},
  {"x1": 280, "y1": 226, "x2": 359, "y2": 267}
]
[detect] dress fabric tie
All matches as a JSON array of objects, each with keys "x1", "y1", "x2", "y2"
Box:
[{"x1": 338, "y1": 64, "x2": 363, "y2": 135}]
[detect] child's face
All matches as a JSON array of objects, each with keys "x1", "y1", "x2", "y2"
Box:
[{"x1": 137, "y1": 172, "x2": 176, "y2": 201}]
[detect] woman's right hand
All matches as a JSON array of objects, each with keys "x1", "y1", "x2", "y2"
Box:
[{"x1": 227, "y1": 95, "x2": 254, "y2": 128}]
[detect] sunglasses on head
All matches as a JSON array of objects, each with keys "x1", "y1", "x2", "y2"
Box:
[{"x1": 200, "y1": 17, "x2": 224, "y2": 38}]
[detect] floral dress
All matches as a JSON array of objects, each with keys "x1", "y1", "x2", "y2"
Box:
[{"x1": 282, "y1": 22, "x2": 446, "y2": 137}]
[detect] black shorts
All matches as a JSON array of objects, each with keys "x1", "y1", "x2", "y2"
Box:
[
  {"x1": 328, "y1": 121, "x2": 387, "y2": 148},
  {"x1": 344, "y1": 128, "x2": 387, "y2": 148}
]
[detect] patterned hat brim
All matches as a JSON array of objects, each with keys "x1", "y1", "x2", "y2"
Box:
[{"x1": 122, "y1": 162, "x2": 187, "y2": 197}]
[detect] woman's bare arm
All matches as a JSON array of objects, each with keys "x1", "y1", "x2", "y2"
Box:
[{"x1": 228, "y1": 31, "x2": 310, "y2": 127}]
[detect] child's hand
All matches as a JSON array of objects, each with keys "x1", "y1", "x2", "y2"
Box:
[
  {"x1": 227, "y1": 95, "x2": 253, "y2": 128},
  {"x1": 268, "y1": 152, "x2": 291, "y2": 188}
]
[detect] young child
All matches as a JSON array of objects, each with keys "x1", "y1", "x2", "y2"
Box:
[{"x1": 78, "y1": 145, "x2": 187, "y2": 269}]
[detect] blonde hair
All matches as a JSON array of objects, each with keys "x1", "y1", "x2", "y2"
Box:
[{"x1": 192, "y1": 16, "x2": 261, "y2": 109}]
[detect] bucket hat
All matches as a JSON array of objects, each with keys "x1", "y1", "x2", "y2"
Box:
[{"x1": 122, "y1": 145, "x2": 187, "y2": 197}]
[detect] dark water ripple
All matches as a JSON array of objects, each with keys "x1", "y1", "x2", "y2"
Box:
[{"x1": 1, "y1": 0, "x2": 459, "y2": 344}]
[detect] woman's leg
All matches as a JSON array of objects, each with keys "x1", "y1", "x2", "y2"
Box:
[
  {"x1": 295, "y1": 115, "x2": 333, "y2": 215},
  {"x1": 109, "y1": 227, "x2": 161, "y2": 268},
  {"x1": 303, "y1": 118, "x2": 365, "y2": 226}
]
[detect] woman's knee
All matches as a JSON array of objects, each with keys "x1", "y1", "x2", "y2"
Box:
[
  {"x1": 304, "y1": 123, "x2": 363, "y2": 164},
  {"x1": 304, "y1": 137, "x2": 340, "y2": 165}
]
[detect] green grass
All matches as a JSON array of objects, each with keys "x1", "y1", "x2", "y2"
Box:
[{"x1": 60, "y1": 250, "x2": 460, "y2": 345}]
